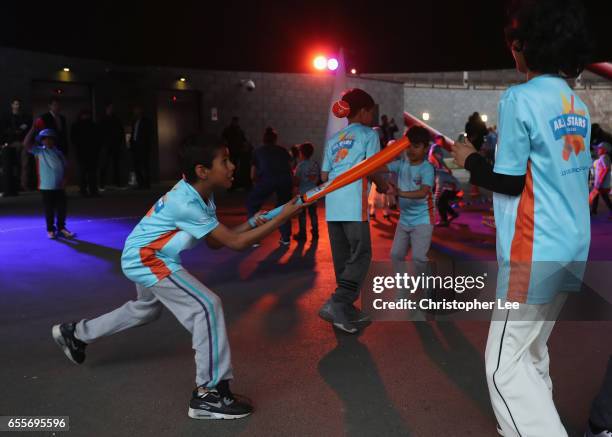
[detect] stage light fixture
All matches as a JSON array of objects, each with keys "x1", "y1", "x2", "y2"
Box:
[
  {"x1": 422, "y1": 112, "x2": 430, "y2": 121},
  {"x1": 327, "y1": 58, "x2": 339, "y2": 71},
  {"x1": 313, "y1": 56, "x2": 327, "y2": 70}
]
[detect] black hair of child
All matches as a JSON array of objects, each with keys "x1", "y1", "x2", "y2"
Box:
[
  {"x1": 406, "y1": 126, "x2": 431, "y2": 146},
  {"x1": 180, "y1": 134, "x2": 227, "y2": 183},
  {"x1": 504, "y1": 0, "x2": 591, "y2": 78},
  {"x1": 341, "y1": 88, "x2": 375, "y2": 118},
  {"x1": 300, "y1": 142, "x2": 314, "y2": 159}
]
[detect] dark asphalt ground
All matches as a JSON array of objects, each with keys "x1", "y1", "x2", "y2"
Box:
[{"x1": 1, "y1": 185, "x2": 611, "y2": 437}]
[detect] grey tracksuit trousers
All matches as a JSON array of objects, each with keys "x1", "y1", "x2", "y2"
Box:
[{"x1": 75, "y1": 269, "x2": 232, "y2": 388}]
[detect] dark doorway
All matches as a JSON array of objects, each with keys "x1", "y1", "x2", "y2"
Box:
[
  {"x1": 156, "y1": 90, "x2": 201, "y2": 181},
  {"x1": 30, "y1": 81, "x2": 93, "y2": 184}
]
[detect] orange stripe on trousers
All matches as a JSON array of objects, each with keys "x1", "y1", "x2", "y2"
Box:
[{"x1": 507, "y1": 163, "x2": 534, "y2": 303}]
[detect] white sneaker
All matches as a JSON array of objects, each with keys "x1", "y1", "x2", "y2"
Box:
[{"x1": 58, "y1": 228, "x2": 75, "y2": 239}]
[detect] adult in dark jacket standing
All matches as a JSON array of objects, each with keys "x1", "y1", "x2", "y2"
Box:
[
  {"x1": 71, "y1": 110, "x2": 101, "y2": 197},
  {"x1": 1, "y1": 98, "x2": 32, "y2": 195},
  {"x1": 129, "y1": 105, "x2": 153, "y2": 189},
  {"x1": 247, "y1": 127, "x2": 293, "y2": 245},
  {"x1": 99, "y1": 102, "x2": 126, "y2": 189},
  {"x1": 33, "y1": 97, "x2": 68, "y2": 155},
  {"x1": 464, "y1": 112, "x2": 488, "y2": 151}
]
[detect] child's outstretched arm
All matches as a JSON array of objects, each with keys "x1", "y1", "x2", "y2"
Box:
[{"x1": 206, "y1": 197, "x2": 303, "y2": 251}]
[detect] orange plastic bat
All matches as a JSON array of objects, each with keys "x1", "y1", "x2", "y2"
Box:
[
  {"x1": 248, "y1": 136, "x2": 411, "y2": 226},
  {"x1": 303, "y1": 136, "x2": 411, "y2": 203}
]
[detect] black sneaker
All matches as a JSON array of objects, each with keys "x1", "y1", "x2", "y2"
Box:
[
  {"x1": 330, "y1": 302, "x2": 358, "y2": 334},
  {"x1": 318, "y1": 300, "x2": 334, "y2": 322},
  {"x1": 188, "y1": 380, "x2": 253, "y2": 420},
  {"x1": 52, "y1": 323, "x2": 87, "y2": 364},
  {"x1": 346, "y1": 305, "x2": 372, "y2": 323}
]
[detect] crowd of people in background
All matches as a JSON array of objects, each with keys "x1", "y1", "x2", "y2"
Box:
[
  {"x1": 2, "y1": 95, "x2": 611, "y2": 238},
  {"x1": 0, "y1": 97, "x2": 155, "y2": 199}
]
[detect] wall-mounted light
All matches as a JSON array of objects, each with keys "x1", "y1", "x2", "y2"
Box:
[
  {"x1": 62, "y1": 67, "x2": 70, "y2": 72},
  {"x1": 422, "y1": 112, "x2": 430, "y2": 121},
  {"x1": 179, "y1": 77, "x2": 187, "y2": 82},
  {"x1": 350, "y1": 68, "x2": 357, "y2": 75},
  {"x1": 481, "y1": 114, "x2": 488, "y2": 122}
]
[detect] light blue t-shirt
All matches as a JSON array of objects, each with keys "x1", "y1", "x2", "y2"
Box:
[
  {"x1": 30, "y1": 146, "x2": 66, "y2": 190},
  {"x1": 492, "y1": 75, "x2": 591, "y2": 304},
  {"x1": 388, "y1": 159, "x2": 435, "y2": 226},
  {"x1": 295, "y1": 159, "x2": 320, "y2": 194},
  {"x1": 121, "y1": 179, "x2": 219, "y2": 287},
  {"x1": 322, "y1": 123, "x2": 380, "y2": 221}
]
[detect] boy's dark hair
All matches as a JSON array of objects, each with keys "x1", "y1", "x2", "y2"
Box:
[
  {"x1": 263, "y1": 127, "x2": 278, "y2": 145},
  {"x1": 299, "y1": 142, "x2": 314, "y2": 159},
  {"x1": 180, "y1": 134, "x2": 226, "y2": 183},
  {"x1": 341, "y1": 88, "x2": 375, "y2": 118},
  {"x1": 504, "y1": 0, "x2": 591, "y2": 78},
  {"x1": 11, "y1": 97, "x2": 21, "y2": 104},
  {"x1": 406, "y1": 126, "x2": 431, "y2": 146}
]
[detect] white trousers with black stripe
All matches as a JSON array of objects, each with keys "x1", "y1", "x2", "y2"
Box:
[
  {"x1": 485, "y1": 293, "x2": 568, "y2": 437},
  {"x1": 75, "y1": 269, "x2": 233, "y2": 388}
]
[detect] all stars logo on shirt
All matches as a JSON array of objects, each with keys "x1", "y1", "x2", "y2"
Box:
[
  {"x1": 331, "y1": 132, "x2": 355, "y2": 163},
  {"x1": 549, "y1": 93, "x2": 588, "y2": 161}
]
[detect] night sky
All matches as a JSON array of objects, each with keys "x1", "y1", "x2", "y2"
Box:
[{"x1": 2, "y1": 0, "x2": 611, "y2": 73}]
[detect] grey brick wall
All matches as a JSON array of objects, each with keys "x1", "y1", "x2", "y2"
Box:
[
  {"x1": 0, "y1": 47, "x2": 405, "y2": 166},
  {"x1": 404, "y1": 87, "x2": 504, "y2": 139},
  {"x1": 2, "y1": 46, "x2": 610, "y2": 181},
  {"x1": 404, "y1": 84, "x2": 612, "y2": 140}
]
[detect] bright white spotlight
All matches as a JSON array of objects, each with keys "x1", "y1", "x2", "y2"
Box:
[
  {"x1": 422, "y1": 112, "x2": 430, "y2": 121},
  {"x1": 481, "y1": 114, "x2": 488, "y2": 122},
  {"x1": 313, "y1": 56, "x2": 327, "y2": 70},
  {"x1": 327, "y1": 58, "x2": 339, "y2": 71}
]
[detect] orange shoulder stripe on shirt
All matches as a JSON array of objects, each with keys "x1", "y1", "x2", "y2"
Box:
[
  {"x1": 139, "y1": 229, "x2": 179, "y2": 281},
  {"x1": 507, "y1": 163, "x2": 534, "y2": 303}
]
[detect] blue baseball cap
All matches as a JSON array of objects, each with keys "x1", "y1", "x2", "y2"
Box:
[{"x1": 35, "y1": 128, "x2": 57, "y2": 143}]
